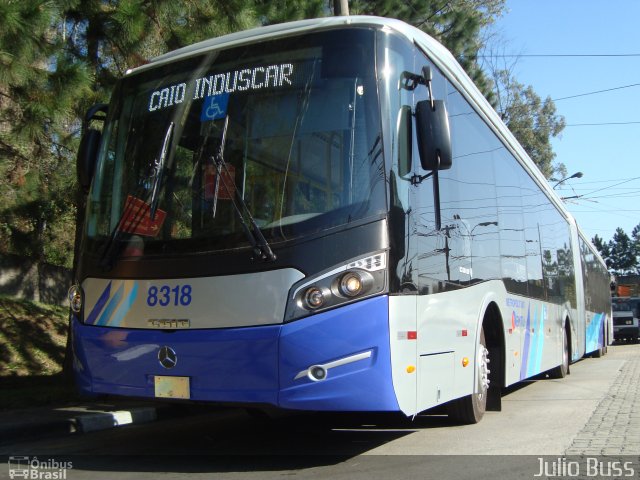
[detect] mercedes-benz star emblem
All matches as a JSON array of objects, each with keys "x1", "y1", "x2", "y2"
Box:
[{"x1": 158, "y1": 346, "x2": 178, "y2": 369}]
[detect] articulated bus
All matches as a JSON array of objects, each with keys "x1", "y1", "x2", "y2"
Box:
[{"x1": 69, "y1": 16, "x2": 611, "y2": 423}]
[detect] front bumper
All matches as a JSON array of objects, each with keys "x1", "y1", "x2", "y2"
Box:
[
  {"x1": 72, "y1": 295, "x2": 400, "y2": 412},
  {"x1": 613, "y1": 325, "x2": 639, "y2": 339}
]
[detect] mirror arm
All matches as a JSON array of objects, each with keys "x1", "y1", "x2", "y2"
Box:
[
  {"x1": 421, "y1": 66, "x2": 435, "y2": 110},
  {"x1": 410, "y1": 152, "x2": 444, "y2": 232},
  {"x1": 400, "y1": 67, "x2": 434, "y2": 107},
  {"x1": 410, "y1": 171, "x2": 433, "y2": 186},
  {"x1": 432, "y1": 165, "x2": 442, "y2": 231}
]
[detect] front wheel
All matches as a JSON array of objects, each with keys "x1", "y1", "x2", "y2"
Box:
[{"x1": 447, "y1": 328, "x2": 489, "y2": 424}]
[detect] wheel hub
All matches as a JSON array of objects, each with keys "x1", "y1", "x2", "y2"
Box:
[{"x1": 478, "y1": 345, "x2": 490, "y2": 398}]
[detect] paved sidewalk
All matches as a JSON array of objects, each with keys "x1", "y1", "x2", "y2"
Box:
[{"x1": 565, "y1": 344, "x2": 640, "y2": 455}]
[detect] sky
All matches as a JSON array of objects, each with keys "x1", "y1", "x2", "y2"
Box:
[{"x1": 487, "y1": 0, "x2": 640, "y2": 243}]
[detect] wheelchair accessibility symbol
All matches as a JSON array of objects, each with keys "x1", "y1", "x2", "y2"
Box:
[{"x1": 201, "y1": 93, "x2": 229, "y2": 121}]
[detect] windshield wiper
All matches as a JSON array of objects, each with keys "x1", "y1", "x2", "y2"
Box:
[
  {"x1": 213, "y1": 116, "x2": 276, "y2": 262},
  {"x1": 149, "y1": 121, "x2": 174, "y2": 220},
  {"x1": 98, "y1": 121, "x2": 174, "y2": 269}
]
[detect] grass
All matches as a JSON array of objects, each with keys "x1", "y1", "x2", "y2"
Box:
[{"x1": 0, "y1": 296, "x2": 78, "y2": 409}]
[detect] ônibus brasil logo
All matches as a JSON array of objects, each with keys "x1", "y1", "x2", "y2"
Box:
[{"x1": 8, "y1": 456, "x2": 73, "y2": 479}]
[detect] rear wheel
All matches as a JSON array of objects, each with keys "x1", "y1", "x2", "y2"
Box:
[{"x1": 447, "y1": 328, "x2": 489, "y2": 424}]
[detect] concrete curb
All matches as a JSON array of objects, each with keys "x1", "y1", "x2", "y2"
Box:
[
  {"x1": 0, "y1": 405, "x2": 162, "y2": 444},
  {"x1": 75, "y1": 407, "x2": 157, "y2": 433}
]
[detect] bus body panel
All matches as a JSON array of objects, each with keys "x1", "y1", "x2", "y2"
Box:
[
  {"x1": 278, "y1": 295, "x2": 400, "y2": 412},
  {"x1": 402, "y1": 277, "x2": 610, "y2": 414},
  {"x1": 390, "y1": 281, "x2": 573, "y2": 415},
  {"x1": 388, "y1": 295, "x2": 418, "y2": 415}
]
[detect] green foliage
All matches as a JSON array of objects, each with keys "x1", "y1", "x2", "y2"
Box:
[
  {"x1": 62, "y1": 0, "x2": 259, "y2": 90},
  {"x1": 0, "y1": 0, "x2": 87, "y2": 268},
  {"x1": 255, "y1": 0, "x2": 327, "y2": 24},
  {"x1": 593, "y1": 224, "x2": 640, "y2": 275}
]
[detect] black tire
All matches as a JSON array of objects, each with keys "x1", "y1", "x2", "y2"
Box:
[
  {"x1": 447, "y1": 328, "x2": 489, "y2": 424},
  {"x1": 548, "y1": 325, "x2": 569, "y2": 378}
]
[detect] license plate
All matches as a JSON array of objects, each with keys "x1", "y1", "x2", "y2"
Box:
[{"x1": 154, "y1": 376, "x2": 190, "y2": 399}]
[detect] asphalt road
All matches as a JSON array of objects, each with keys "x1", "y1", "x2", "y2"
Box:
[{"x1": 1, "y1": 343, "x2": 639, "y2": 480}]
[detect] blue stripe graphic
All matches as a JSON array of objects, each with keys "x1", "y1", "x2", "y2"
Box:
[
  {"x1": 96, "y1": 282, "x2": 125, "y2": 326},
  {"x1": 85, "y1": 282, "x2": 112, "y2": 325},
  {"x1": 536, "y1": 306, "x2": 546, "y2": 374},
  {"x1": 520, "y1": 305, "x2": 531, "y2": 380},
  {"x1": 586, "y1": 312, "x2": 605, "y2": 352},
  {"x1": 108, "y1": 282, "x2": 138, "y2": 327}
]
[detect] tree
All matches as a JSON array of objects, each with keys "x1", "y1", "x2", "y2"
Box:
[
  {"x1": 610, "y1": 228, "x2": 636, "y2": 274},
  {"x1": 593, "y1": 225, "x2": 640, "y2": 275},
  {"x1": 60, "y1": 0, "x2": 259, "y2": 97},
  {"x1": 632, "y1": 224, "x2": 640, "y2": 273},
  {"x1": 255, "y1": 0, "x2": 327, "y2": 24},
  {"x1": 0, "y1": 1, "x2": 93, "y2": 281}
]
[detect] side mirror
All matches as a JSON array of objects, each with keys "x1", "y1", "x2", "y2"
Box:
[
  {"x1": 415, "y1": 99, "x2": 452, "y2": 171},
  {"x1": 77, "y1": 104, "x2": 108, "y2": 192},
  {"x1": 397, "y1": 105, "x2": 412, "y2": 177}
]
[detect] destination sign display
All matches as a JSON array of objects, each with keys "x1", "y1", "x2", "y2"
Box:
[{"x1": 148, "y1": 62, "x2": 297, "y2": 113}]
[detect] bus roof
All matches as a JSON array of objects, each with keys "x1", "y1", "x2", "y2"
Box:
[{"x1": 126, "y1": 15, "x2": 576, "y2": 232}]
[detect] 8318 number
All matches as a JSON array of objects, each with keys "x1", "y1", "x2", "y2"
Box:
[{"x1": 146, "y1": 284, "x2": 192, "y2": 307}]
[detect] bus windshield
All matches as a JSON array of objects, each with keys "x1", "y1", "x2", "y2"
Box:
[
  {"x1": 613, "y1": 302, "x2": 631, "y2": 312},
  {"x1": 84, "y1": 29, "x2": 385, "y2": 259}
]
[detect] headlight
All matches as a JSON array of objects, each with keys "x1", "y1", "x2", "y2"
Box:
[
  {"x1": 339, "y1": 272, "x2": 363, "y2": 297},
  {"x1": 68, "y1": 284, "x2": 83, "y2": 314},
  {"x1": 303, "y1": 286, "x2": 328, "y2": 309},
  {"x1": 285, "y1": 252, "x2": 387, "y2": 322}
]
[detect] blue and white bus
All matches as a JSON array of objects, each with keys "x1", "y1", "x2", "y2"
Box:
[{"x1": 69, "y1": 16, "x2": 612, "y2": 424}]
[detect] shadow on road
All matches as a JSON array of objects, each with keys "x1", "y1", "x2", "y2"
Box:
[{"x1": 10, "y1": 399, "x2": 544, "y2": 474}]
